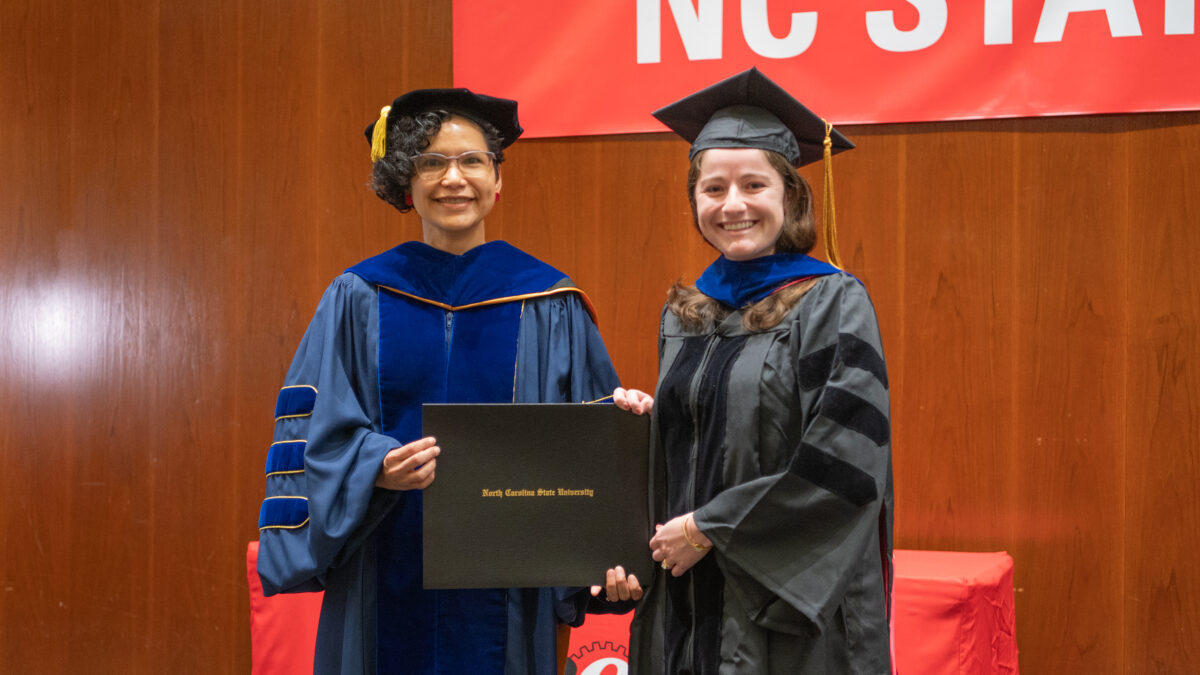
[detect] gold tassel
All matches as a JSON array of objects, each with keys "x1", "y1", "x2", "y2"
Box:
[
  {"x1": 370, "y1": 105, "x2": 391, "y2": 163},
  {"x1": 821, "y1": 120, "x2": 843, "y2": 270}
]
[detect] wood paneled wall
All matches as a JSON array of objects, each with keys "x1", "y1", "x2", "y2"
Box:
[{"x1": 3, "y1": 0, "x2": 1198, "y2": 672}]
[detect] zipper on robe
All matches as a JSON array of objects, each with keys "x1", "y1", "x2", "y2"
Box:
[{"x1": 684, "y1": 336, "x2": 720, "y2": 674}]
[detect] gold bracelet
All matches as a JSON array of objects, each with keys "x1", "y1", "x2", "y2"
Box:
[{"x1": 683, "y1": 514, "x2": 711, "y2": 551}]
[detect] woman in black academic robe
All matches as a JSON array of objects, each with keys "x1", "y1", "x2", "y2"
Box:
[{"x1": 613, "y1": 68, "x2": 894, "y2": 675}]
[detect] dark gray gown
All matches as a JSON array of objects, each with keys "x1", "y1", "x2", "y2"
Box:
[{"x1": 629, "y1": 272, "x2": 893, "y2": 675}]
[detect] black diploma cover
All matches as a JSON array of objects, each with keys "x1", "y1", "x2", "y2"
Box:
[{"x1": 421, "y1": 403, "x2": 652, "y2": 589}]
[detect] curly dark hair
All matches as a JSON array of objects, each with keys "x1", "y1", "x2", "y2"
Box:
[{"x1": 370, "y1": 109, "x2": 506, "y2": 212}]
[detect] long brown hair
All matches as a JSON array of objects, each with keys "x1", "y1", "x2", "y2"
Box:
[{"x1": 669, "y1": 149, "x2": 821, "y2": 332}]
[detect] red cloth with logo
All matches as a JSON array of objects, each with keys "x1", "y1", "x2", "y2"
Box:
[{"x1": 246, "y1": 546, "x2": 1018, "y2": 674}]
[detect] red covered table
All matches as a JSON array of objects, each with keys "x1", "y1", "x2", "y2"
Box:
[
  {"x1": 246, "y1": 542, "x2": 322, "y2": 675},
  {"x1": 246, "y1": 545, "x2": 1018, "y2": 674},
  {"x1": 892, "y1": 550, "x2": 1019, "y2": 674},
  {"x1": 565, "y1": 550, "x2": 1020, "y2": 674}
]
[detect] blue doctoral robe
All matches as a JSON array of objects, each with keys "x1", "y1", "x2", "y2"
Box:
[{"x1": 256, "y1": 241, "x2": 621, "y2": 674}]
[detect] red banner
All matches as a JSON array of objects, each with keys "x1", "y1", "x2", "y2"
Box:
[{"x1": 453, "y1": 0, "x2": 1198, "y2": 138}]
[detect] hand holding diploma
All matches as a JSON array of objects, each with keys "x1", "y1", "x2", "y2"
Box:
[
  {"x1": 376, "y1": 436, "x2": 441, "y2": 490},
  {"x1": 613, "y1": 387, "x2": 654, "y2": 415},
  {"x1": 590, "y1": 565, "x2": 644, "y2": 602}
]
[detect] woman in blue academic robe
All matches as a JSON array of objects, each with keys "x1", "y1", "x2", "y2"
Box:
[{"x1": 255, "y1": 88, "x2": 621, "y2": 674}]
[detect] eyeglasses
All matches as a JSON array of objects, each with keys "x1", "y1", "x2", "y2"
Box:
[{"x1": 410, "y1": 151, "x2": 497, "y2": 180}]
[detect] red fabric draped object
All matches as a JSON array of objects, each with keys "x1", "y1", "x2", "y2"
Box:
[
  {"x1": 245, "y1": 545, "x2": 1017, "y2": 673},
  {"x1": 892, "y1": 550, "x2": 1019, "y2": 674},
  {"x1": 246, "y1": 542, "x2": 322, "y2": 675},
  {"x1": 454, "y1": 1, "x2": 1199, "y2": 138}
]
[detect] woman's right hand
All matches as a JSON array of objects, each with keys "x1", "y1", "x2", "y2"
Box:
[
  {"x1": 376, "y1": 436, "x2": 440, "y2": 490},
  {"x1": 613, "y1": 387, "x2": 654, "y2": 415}
]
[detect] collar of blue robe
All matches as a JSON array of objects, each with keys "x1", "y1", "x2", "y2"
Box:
[
  {"x1": 695, "y1": 252, "x2": 841, "y2": 308},
  {"x1": 347, "y1": 240, "x2": 572, "y2": 308}
]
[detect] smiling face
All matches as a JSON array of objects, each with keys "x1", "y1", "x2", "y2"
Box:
[
  {"x1": 409, "y1": 115, "x2": 501, "y2": 254},
  {"x1": 691, "y1": 148, "x2": 787, "y2": 261}
]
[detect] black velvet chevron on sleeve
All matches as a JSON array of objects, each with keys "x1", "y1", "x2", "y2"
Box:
[
  {"x1": 797, "y1": 333, "x2": 888, "y2": 391},
  {"x1": 787, "y1": 442, "x2": 879, "y2": 506},
  {"x1": 817, "y1": 387, "x2": 890, "y2": 446}
]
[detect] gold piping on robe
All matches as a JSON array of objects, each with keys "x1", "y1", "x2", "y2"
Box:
[
  {"x1": 258, "y1": 496, "x2": 310, "y2": 531},
  {"x1": 376, "y1": 285, "x2": 601, "y2": 325}
]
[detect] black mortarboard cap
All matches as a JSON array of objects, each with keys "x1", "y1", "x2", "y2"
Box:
[
  {"x1": 651, "y1": 67, "x2": 852, "y2": 168},
  {"x1": 365, "y1": 88, "x2": 523, "y2": 161}
]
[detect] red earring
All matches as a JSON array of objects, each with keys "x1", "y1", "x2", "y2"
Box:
[
  {"x1": 494, "y1": 192, "x2": 501, "y2": 203},
  {"x1": 404, "y1": 194, "x2": 413, "y2": 207}
]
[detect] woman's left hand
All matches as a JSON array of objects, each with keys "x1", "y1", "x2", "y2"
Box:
[
  {"x1": 649, "y1": 512, "x2": 712, "y2": 577},
  {"x1": 589, "y1": 565, "x2": 644, "y2": 602}
]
